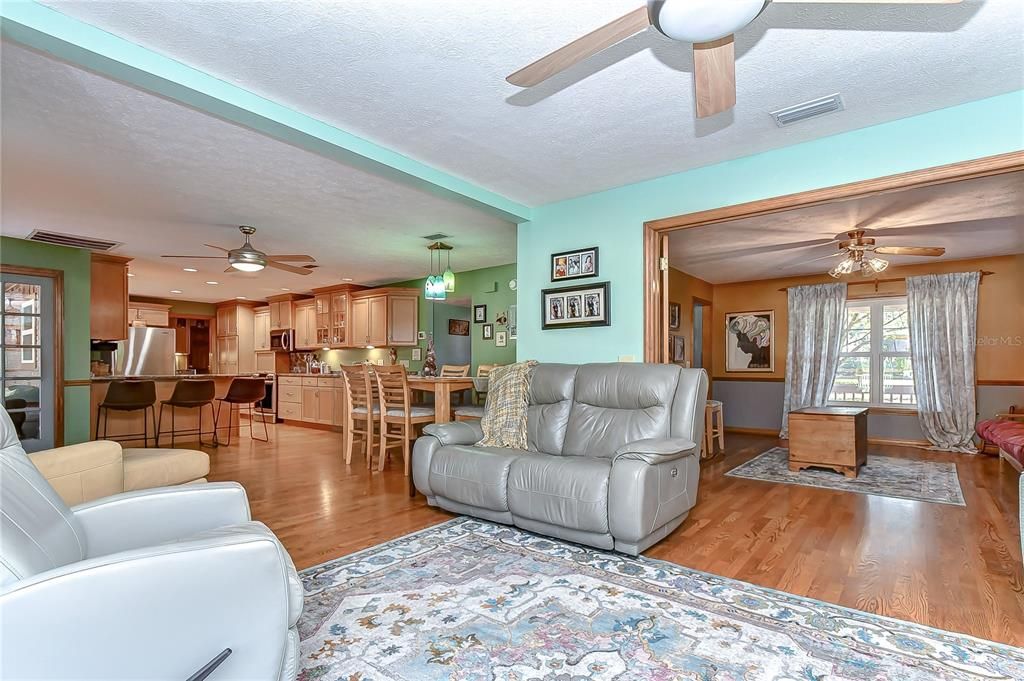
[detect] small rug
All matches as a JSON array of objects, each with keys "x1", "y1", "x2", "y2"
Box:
[
  {"x1": 726, "y1": 446, "x2": 966, "y2": 506},
  {"x1": 297, "y1": 518, "x2": 1019, "y2": 680}
]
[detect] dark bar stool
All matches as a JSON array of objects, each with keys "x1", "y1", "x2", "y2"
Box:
[
  {"x1": 214, "y1": 377, "x2": 269, "y2": 445},
  {"x1": 95, "y1": 380, "x2": 157, "y2": 448},
  {"x1": 157, "y1": 379, "x2": 217, "y2": 448}
]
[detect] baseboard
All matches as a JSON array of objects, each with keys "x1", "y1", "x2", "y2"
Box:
[
  {"x1": 724, "y1": 427, "x2": 930, "y2": 449},
  {"x1": 278, "y1": 418, "x2": 341, "y2": 433},
  {"x1": 725, "y1": 427, "x2": 781, "y2": 437}
]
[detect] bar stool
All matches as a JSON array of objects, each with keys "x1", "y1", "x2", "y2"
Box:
[
  {"x1": 95, "y1": 380, "x2": 157, "y2": 448},
  {"x1": 703, "y1": 400, "x2": 725, "y2": 459},
  {"x1": 157, "y1": 379, "x2": 216, "y2": 448},
  {"x1": 214, "y1": 377, "x2": 269, "y2": 445}
]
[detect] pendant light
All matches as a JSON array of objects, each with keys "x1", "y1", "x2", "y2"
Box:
[
  {"x1": 443, "y1": 249, "x2": 456, "y2": 293},
  {"x1": 424, "y1": 242, "x2": 452, "y2": 301}
]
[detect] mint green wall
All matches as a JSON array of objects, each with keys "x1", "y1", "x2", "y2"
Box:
[
  {"x1": 517, "y1": 91, "x2": 1024, "y2": 363},
  {"x1": 0, "y1": 236, "x2": 92, "y2": 444},
  {"x1": 391, "y1": 263, "x2": 517, "y2": 373}
]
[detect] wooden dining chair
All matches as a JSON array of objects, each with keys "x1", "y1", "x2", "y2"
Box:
[
  {"x1": 340, "y1": 364, "x2": 379, "y2": 468},
  {"x1": 441, "y1": 364, "x2": 472, "y2": 405},
  {"x1": 474, "y1": 363, "x2": 500, "y2": 404},
  {"x1": 374, "y1": 364, "x2": 435, "y2": 476}
]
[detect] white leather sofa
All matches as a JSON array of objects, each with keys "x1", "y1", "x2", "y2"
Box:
[{"x1": 0, "y1": 408, "x2": 302, "y2": 680}]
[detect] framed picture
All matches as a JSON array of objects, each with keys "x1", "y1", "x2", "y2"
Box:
[
  {"x1": 495, "y1": 331, "x2": 507, "y2": 347},
  {"x1": 482, "y1": 323, "x2": 494, "y2": 340},
  {"x1": 551, "y1": 246, "x2": 599, "y2": 282},
  {"x1": 669, "y1": 302, "x2": 681, "y2": 330},
  {"x1": 448, "y1": 319, "x2": 469, "y2": 336},
  {"x1": 671, "y1": 334, "x2": 686, "y2": 364},
  {"x1": 541, "y1": 281, "x2": 610, "y2": 330},
  {"x1": 412, "y1": 348, "x2": 422, "y2": 361},
  {"x1": 473, "y1": 304, "x2": 487, "y2": 323},
  {"x1": 725, "y1": 310, "x2": 774, "y2": 372}
]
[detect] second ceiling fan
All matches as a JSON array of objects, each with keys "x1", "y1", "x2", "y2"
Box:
[{"x1": 507, "y1": 0, "x2": 962, "y2": 118}]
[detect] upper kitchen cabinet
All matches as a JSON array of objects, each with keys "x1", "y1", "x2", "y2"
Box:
[
  {"x1": 310, "y1": 283, "x2": 367, "y2": 349},
  {"x1": 349, "y1": 288, "x2": 418, "y2": 348},
  {"x1": 214, "y1": 301, "x2": 255, "y2": 373},
  {"x1": 266, "y1": 293, "x2": 306, "y2": 330},
  {"x1": 293, "y1": 299, "x2": 318, "y2": 350},
  {"x1": 127, "y1": 301, "x2": 171, "y2": 328},
  {"x1": 254, "y1": 306, "x2": 271, "y2": 351},
  {"x1": 90, "y1": 253, "x2": 131, "y2": 341}
]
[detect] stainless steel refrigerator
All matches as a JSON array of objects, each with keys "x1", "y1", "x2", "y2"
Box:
[{"x1": 114, "y1": 327, "x2": 176, "y2": 376}]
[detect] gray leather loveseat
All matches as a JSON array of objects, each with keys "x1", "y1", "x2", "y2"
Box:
[{"x1": 413, "y1": 363, "x2": 709, "y2": 555}]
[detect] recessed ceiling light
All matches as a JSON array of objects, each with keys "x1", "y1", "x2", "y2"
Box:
[
  {"x1": 205, "y1": 281, "x2": 219, "y2": 285},
  {"x1": 170, "y1": 289, "x2": 183, "y2": 294},
  {"x1": 341, "y1": 277, "x2": 353, "y2": 282},
  {"x1": 183, "y1": 267, "x2": 198, "y2": 272},
  {"x1": 236, "y1": 296, "x2": 247, "y2": 300},
  {"x1": 280, "y1": 287, "x2": 290, "y2": 291},
  {"x1": 127, "y1": 273, "x2": 135, "y2": 277}
]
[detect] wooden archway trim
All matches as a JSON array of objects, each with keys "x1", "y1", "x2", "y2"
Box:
[{"x1": 642, "y1": 150, "x2": 1024, "y2": 362}]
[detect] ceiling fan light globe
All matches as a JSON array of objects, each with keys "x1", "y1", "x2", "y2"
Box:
[
  {"x1": 230, "y1": 261, "x2": 265, "y2": 272},
  {"x1": 867, "y1": 257, "x2": 889, "y2": 273},
  {"x1": 648, "y1": 0, "x2": 767, "y2": 43}
]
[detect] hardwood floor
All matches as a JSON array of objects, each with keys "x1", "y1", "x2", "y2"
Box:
[{"x1": 205, "y1": 423, "x2": 1024, "y2": 646}]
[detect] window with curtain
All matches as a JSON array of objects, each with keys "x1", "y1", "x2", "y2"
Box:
[{"x1": 829, "y1": 296, "x2": 915, "y2": 408}]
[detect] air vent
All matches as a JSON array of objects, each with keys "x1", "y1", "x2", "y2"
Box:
[
  {"x1": 26, "y1": 230, "x2": 122, "y2": 251},
  {"x1": 770, "y1": 93, "x2": 844, "y2": 127},
  {"x1": 421, "y1": 232, "x2": 450, "y2": 241}
]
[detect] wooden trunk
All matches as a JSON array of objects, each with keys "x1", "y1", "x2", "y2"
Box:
[{"x1": 787, "y1": 407, "x2": 868, "y2": 478}]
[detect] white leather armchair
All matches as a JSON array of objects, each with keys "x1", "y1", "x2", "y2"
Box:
[{"x1": 0, "y1": 409, "x2": 302, "y2": 680}]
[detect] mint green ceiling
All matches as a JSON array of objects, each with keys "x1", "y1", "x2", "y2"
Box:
[{"x1": 0, "y1": 0, "x2": 532, "y2": 223}]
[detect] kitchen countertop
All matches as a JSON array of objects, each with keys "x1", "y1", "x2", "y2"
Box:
[{"x1": 90, "y1": 374, "x2": 264, "y2": 381}]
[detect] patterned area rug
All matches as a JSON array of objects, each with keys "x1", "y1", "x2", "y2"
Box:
[
  {"x1": 297, "y1": 518, "x2": 1019, "y2": 680},
  {"x1": 726, "y1": 447, "x2": 966, "y2": 506}
]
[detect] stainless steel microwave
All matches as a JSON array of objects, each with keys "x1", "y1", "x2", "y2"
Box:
[{"x1": 269, "y1": 329, "x2": 292, "y2": 352}]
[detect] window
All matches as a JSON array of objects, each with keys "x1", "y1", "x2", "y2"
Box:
[
  {"x1": 830, "y1": 297, "x2": 916, "y2": 408},
  {"x1": 2, "y1": 275, "x2": 56, "y2": 451}
]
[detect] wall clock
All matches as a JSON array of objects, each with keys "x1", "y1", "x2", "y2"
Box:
[{"x1": 509, "y1": 279, "x2": 517, "y2": 291}]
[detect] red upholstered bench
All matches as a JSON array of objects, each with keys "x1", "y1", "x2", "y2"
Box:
[{"x1": 976, "y1": 406, "x2": 1024, "y2": 471}]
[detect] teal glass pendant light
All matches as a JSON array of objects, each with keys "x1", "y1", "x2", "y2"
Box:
[
  {"x1": 424, "y1": 245, "x2": 447, "y2": 301},
  {"x1": 442, "y1": 248, "x2": 456, "y2": 293}
]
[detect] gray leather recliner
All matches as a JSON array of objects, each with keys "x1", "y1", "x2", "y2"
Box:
[
  {"x1": 413, "y1": 363, "x2": 709, "y2": 555},
  {"x1": 0, "y1": 408, "x2": 302, "y2": 681}
]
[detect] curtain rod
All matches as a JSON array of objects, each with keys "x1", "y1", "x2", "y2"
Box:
[{"x1": 777, "y1": 270, "x2": 994, "y2": 292}]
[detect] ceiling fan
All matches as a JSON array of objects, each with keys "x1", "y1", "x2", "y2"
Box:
[
  {"x1": 790, "y1": 229, "x2": 945, "y2": 278},
  {"x1": 161, "y1": 225, "x2": 316, "y2": 275},
  {"x1": 506, "y1": 0, "x2": 962, "y2": 118}
]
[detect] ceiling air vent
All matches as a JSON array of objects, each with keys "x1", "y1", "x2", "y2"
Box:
[
  {"x1": 770, "y1": 93, "x2": 844, "y2": 127},
  {"x1": 421, "y1": 232, "x2": 451, "y2": 241},
  {"x1": 26, "y1": 229, "x2": 122, "y2": 252}
]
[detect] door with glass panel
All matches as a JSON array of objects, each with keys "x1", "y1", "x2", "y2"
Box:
[{"x1": 2, "y1": 273, "x2": 56, "y2": 451}]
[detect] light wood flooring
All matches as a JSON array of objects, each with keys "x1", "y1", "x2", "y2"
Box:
[{"x1": 204, "y1": 423, "x2": 1024, "y2": 646}]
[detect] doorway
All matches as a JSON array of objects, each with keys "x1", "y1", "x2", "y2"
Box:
[{"x1": 692, "y1": 298, "x2": 709, "y2": 370}]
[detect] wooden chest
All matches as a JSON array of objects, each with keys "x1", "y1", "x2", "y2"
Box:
[{"x1": 787, "y1": 406, "x2": 868, "y2": 478}]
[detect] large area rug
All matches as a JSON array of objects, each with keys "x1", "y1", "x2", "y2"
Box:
[
  {"x1": 725, "y1": 446, "x2": 966, "y2": 506},
  {"x1": 297, "y1": 518, "x2": 1019, "y2": 680}
]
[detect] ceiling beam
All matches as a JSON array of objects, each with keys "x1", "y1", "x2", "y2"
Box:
[{"x1": 0, "y1": 1, "x2": 533, "y2": 223}]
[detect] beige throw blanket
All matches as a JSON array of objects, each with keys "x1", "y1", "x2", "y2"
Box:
[{"x1": 477, "y1": 361, "x2": 538, "y2": 449}]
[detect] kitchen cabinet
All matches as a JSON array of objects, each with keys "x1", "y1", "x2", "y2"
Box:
[
  {"x1": 329, "y1": 291, "x2": 348, "y2": 347},
  {"x1": 300, "y1": 381, "x2": 335, "y2": 425},
  {"x1": 388, "y1": 293, "x2": 419, "y2": 346},
  {"x1": 90, "y1": 253, "x2": 132, "y2": 341},
  {"x1": 268, "y1": 300, "x2": 294, "y2": 331},
  {"x1": 315, "y1": 294, "x2": 331, "y2": 346},
  {"x1": 349, "y1": 289, "x2": 419, "y2": 348},
  {"x1": 214, "y1": 302, "x2": 255, "y2": 373},
  {"x1": 294, "y1": 301, "x2": 318, "y2": 350},
  {"x1": 254, "y1": 307, "x2": 271, "y2": 351},
  {"x1": 128, "y1": 302, "x2": 171, "y2": 328},
  {"x1": 174, "y1": 318, "x2": 190, "y2": 353}
]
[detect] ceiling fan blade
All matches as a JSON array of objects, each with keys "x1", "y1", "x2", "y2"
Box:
[
  {"x1": 771, "y1": 1, "x2": 960, "y2": 4},
  {"x1": 224, "y1": 265, "x2": 235, "y2": 273},
  {"x1": 874, "y1": 246, "x2": 946, "y2": 256},
  {"x1": 266, "y1": 259, "x2": 313, "y2": 275},
  {"x1": 780, "y1": 251, "x2": 844, "y2": 269},
  {"x1": 161, "y1": 255, "x2": 227, "y2": 259},
  {"x1": 693, "y1": 36, "x2": 736, "y2": 118},
  {"x1": 506, "y1": 6, "x2": 650, "y2": 87},
  {"x1": 203, "y1": 244, "x2": 231, "y2": 252},
  {"x1": 265, "y1": 254, "x2": 315, "y2": 262}
]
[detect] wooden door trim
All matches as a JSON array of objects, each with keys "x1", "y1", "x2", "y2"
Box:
[
  {"x1": 642, "y1": 151, "x2": 1024, "y2": 362},
  {"x1": 0, "y1": 264, "x2": 65, "y2": 446}
]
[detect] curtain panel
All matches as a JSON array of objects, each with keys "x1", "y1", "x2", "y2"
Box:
[
  {"x1": 906, "y1": 271, "x2": 981, "y2": 453},
  {"x1": 781, "y1": 283, "x2": 847, "y2": 438}
]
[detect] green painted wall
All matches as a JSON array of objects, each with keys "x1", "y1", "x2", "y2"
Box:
[
  {"x1": 0, "y1": 236, "x2": 92, "y2": 444},
  {"x1": 391, "y1": 262, "x2": 517, "y2": 373},
  {"x1": 517, "y1": 90, "x2": 1024, "y2": 363}
]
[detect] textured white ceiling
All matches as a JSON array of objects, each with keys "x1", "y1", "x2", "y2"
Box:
[
  {"x1": 41, "y1": 0, "x2": 1024, "y2": 205},
  {"x1": 0, "y1": 43, "x2": 515, "y2": 303},
  {"x1": 668, "y1": 171, "x2": 1024, "y2": 284}
]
